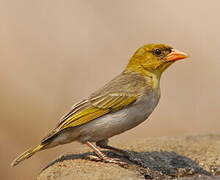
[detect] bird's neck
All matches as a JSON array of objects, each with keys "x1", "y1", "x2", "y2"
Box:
[
  {"x1": 125, "y1": 63, "x2": 161, "y2": 79},
  {"x1": 124, "y1": 65, "x2": 161, "y2": 90},
  {"x1": 125, "y1": 59, "x2": 174, "y2": 81}
]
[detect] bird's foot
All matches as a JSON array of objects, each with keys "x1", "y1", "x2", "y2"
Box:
[
  {"x1": 103, "y1": 157, "x2": 128, "y2": 166},
  {"x1": 86, "y1": 155, "x2": 128, "y2": 167},
  {"x1": 86, "y1": 154, "x2": 101, "y2": 161}
]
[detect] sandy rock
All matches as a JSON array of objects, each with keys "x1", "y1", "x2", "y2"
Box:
[{"x1": 37, "y1": 135, "x2": 220, "y2": 180}]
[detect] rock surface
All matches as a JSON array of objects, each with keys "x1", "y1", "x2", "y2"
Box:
[{"x1": 37, "y1": 135, "x2": 220, "y2": 180}]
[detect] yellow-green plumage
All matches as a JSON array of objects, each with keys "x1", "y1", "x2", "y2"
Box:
[
  {"x1": 61, "y1": 95, "x2": 137, "y2": 129},
  {"x1": 11, "y1": 144, "x2": 47, "y2": 167},
  {"x1": 11, "y1": 43, "x2": 188, "y2": 167},
  {"x1": 60, "y1": 107, "x2": 108, "y2": 129}
]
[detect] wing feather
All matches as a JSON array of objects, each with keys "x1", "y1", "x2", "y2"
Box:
[
  {"x1": 58, "y1": 94, "x2": 137, "y2": 130},
  {"x1": 42, "y1": 72, "x2": 149, "y2": 142}
]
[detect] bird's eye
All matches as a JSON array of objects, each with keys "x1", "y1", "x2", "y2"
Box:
[{"x1": 154, "y1": 49, "x2": 162, "y2": 56}]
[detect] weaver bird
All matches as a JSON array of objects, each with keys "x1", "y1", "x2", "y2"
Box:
[{"x1": 11, "y1": 43, "x2": 188, "y2": 167}]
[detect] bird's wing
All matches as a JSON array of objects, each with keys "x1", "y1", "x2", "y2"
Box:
[
  {"x1": 41, "y1": 93, "x2": 137, "y2": 142},
  {"x1": 58, "y1": 93, "x2": 137, "y2": 130},
  {"x1": 41, "y1": 72, "x2": 148, "y2": 142}
]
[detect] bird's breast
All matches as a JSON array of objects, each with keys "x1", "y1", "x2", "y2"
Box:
[{"x1": 126, "y1": 89, "x2": 160, "y2": 124}]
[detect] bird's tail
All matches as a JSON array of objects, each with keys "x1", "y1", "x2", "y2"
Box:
[{"x1": 11, "y1": 143, "x2": 47, "y2": 167}]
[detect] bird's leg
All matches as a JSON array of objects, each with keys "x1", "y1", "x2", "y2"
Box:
[
  {"x1": 85, "y1": 141, "x2": 107, "y2": 160},
  {"x1": 96, "y1": 139, "x2": 127, "y2": 156},
  {"x1": 85, "y1": 141, "x2": 126, "y2": 165}
]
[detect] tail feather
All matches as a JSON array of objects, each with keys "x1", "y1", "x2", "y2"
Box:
[{"x1": 11, "y1": 143, "x2": 46, "y2": 167}]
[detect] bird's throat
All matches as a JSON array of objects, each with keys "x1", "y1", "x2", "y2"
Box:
[{"x1": 125, "y1": 65, "x2": 160, "y2": 90}]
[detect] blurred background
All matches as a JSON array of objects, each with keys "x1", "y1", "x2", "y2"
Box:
[{"x1": 1, "y1": 0, "x2": 220, "y2": 179}]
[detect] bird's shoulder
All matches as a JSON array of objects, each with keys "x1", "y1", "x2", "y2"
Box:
[{"x1": 90, "y1": 71, "x2": 152, "y2": 98}]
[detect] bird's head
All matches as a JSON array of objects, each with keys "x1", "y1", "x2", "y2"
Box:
[{"x1": 125, "y1": 44, "x2": 188, "y2": 77}]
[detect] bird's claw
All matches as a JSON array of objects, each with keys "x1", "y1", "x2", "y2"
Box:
[
  {"x1": 86, "y1": 155, "x2": 128, "y2": 167},
  {"x1": 103, "y1": 157, "x2": 128, "y2": 167},
  {"x1": 86, "y1": 155, "x2": 101, "y2": 162}
]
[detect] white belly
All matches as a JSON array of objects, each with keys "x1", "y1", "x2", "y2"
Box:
[{"x1": 77, "y1": 90, "x2": 160, "y2": 142}]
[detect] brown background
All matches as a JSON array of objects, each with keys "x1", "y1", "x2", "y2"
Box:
[{"x1": 1, "y1": 0, "x2": 220, "y2": 179}]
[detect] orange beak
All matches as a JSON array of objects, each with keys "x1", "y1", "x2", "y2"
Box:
[{"x1": 166, "y1": 49, "x2": 188, "y2": 61}]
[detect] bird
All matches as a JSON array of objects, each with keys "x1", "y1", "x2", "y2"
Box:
[{"x1": 11, "y1": 43, "x2": 188, "y2": 167}]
